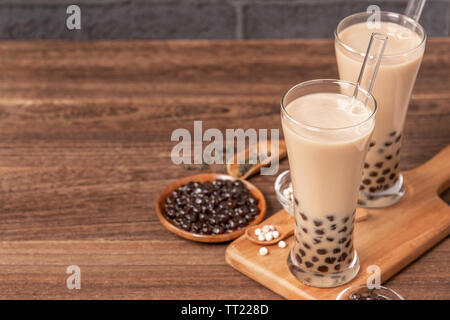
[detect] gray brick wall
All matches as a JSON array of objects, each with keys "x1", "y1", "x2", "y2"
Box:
[{"x1": 0, "y1": 0, "x2": 448, "y2": 39}]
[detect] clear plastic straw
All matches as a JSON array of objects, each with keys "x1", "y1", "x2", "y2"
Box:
[
  {"x1": 353, "y1": 33, "x2": 388, "y2": 106},
  {"x1": 405, "y1": 0, "x2": 426, "y2": 22}
]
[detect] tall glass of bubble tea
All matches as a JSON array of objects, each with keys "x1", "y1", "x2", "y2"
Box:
[
  {"x1": 282, "y1": 32, "x2": 386, "y2": 288},
  {"x1": 281, "y1": 78, "x2": 378, "y2": 287},
  {"x1": 335, "y1": 8, "x2": 426, "y2": 208}
]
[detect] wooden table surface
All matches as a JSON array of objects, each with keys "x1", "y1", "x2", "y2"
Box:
[{"x1": 0, "y1": 38, "x2": 448, "y2": 300}]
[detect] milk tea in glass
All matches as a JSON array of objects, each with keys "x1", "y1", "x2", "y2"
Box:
[
  {"x1": 335, "y1": 12, "x2": 426, "y2": 208},
  {"x1": 281, "y1": 80, "x2": 377, "y2": 287}
]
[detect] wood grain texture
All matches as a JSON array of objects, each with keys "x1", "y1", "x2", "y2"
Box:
[
  {"x1": 226, "y1": 147, "x2": 450, "y2": 300},
  {"x1": 0, "y1": 39, "x2": 449, "y2": 299}
]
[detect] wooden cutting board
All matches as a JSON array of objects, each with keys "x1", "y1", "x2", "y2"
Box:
[{"x1": 226, "y1": 145, "x2": 450, "y2": 300}]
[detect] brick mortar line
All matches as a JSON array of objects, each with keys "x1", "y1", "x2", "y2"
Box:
[{"x1": 234, "y1": 1, "x2": 243, "y2": 39}]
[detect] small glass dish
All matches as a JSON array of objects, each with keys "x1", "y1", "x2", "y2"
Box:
[
  {"x1": 274, "y1": 170, "x2": 294, "y2": 216},
  {"x1": 336, "y1": 284, "x2": 404, "y2": 300}
]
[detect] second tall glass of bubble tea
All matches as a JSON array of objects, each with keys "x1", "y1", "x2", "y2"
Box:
[{"x1": 335, "y1": 10, "x2": 426, "y2": 208}]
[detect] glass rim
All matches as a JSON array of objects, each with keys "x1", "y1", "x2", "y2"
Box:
[
  {"x1": 280, "y1": 79, "x2": 377, "y2": 132},
  {"x1": 334, "y1": 11, "x2": 427, "y2": 59},
  {"x1": 336, "y1": 284, "x2": 404, "y2": 300}
]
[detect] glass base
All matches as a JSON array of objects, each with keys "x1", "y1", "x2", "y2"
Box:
[
  {"x1": 287, "y1": 247, "x2": 360, "y2": 288},
  {"x1": 358, "y1": 174, "x2": 405, "y2": 209}
]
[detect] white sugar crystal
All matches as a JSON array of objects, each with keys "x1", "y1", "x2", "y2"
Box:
[
  {"x1": 254, "y1": 228, "x2": 262, "y2": 236},
  {"x1": 264, "y1": 232, "x2": 273, "y2": 241},
  {"x1": 262, "y1": 225, "x2": 270, "y2": 233},
  {"x1": 272, "y1": 230, "x2": 280, "y2": 239},
  {"x1": 258, "y1": 234, "x2": 265, "y2": 241},
  {"x1": 278, "y1": 240, "x2": 287, "y2": 248},
  {"x1": 259, "y1": 247, "x2": 268, "y2": 256}
]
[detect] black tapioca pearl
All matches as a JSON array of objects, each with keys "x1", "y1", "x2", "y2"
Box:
[
  {"x1": 375, "y1": 162, "x2": 384, "y2": 168},
  {"x1": 338, "y1": 252, "x2": 348, "y2": 262},
  {"x1": 345, "y1": 239, "x2": 351, "y2": 248},
  {"x1": 295, "y1": 254, "x2": 303, "y2": 264},
  {"x1": 312, "y1": 256, "x2": 319, "y2": 262},
  {"x1": 376, "y1": 177, "x2": 386, "y2": 184},
  {"x1": 330, "y1": 224, "x2": 337, "y2": 231},
  {"x1": 383, "y1": 184, "x2": 390, "y2": 190},
  {"x1": 294, "y1": 198, "x2": 299, "y2": 205},
  {"x1": 326, "y1": 237, "x2": 334, "y2": 242},
  {"x1": 394, "y1": 162, "x2": 399, "y2": 169},
  {"x1": 360, "y1": 185, "x2": 365, "y2": 191},
  {"x1": 396, "y1": 149, "x2": 401, "y2": 156},
  {"x1": 382, "y1": 168, "x2": 391, "y2": 175},
  {"x1": 313, "y1": 219, "x2": 323, "y2": 227},
  {"x1": 362, "y1": 179, "x2": 371, "y2": 185},
  {"x1": 389, "y1": 173, "x2": 396, "y2": 180},
  {"x1": 369, "y1": 171, "x2": 378, "y2": 177},
  {"x1": 313, "y1": 238, "x2": 321, "y2": 244},
  {"x1": 342, "y1": 217, "x2": 349, "y2": 224},
  {"x1": 339, "y1": 226, "x2": 348, "y2": 233},
  {"x1": 369, "y1": 187, "x2": 377, "y2": 192},
  {"x1": 389, "y1": 131, "x2": 397, "y2": 137},
  {"x1": 385, "y1": 154, "x2": 393, "y2": 160},
  {"x1": 305, "y1": 261, "x2": 314, "y2": 268},
  {"x1": 395, "y1": 134, "x2": 402, "y2": 143},
  {"x1": 299, "y1": 249, "x2": 306, "y2": 257},
  {"x1": 338, "y1": 237, "x2": 347, "y2": 244},
  {"x1": 369, "y1": 141, "x2": 376, "y2": 148},
  {"x1": 317, "y1": 249, "x2": 327, "y2": 255},
  {"x1": 315, "y1": 229, "x2": 325, "y2": 235},
  {"x1": 302, "y1": 227, "x2": 308, "y2": 234},
  {"x1": 333, "y1": 248, "x2": 341, "y2": 254},
  {"x1": 325, "y1": 257, "x2": 336, "y2": 264},
  {"x1": 357, "y1": 199, "x2": 366, "y2": 206},
  {"x1": 378, "y1": 148, "x2": 384, "y2": 154},
  {"x1": 292, "y1": 265, "x2": 305, "y2": 273},
  {"x1": 300, "y1": 213, "x2": 308, "y2": 221},
  {"x1": 318, "y1": 265, "x2": 329, "y2": 273},
  {"x1": 326, "y1": 215, "x2": 335, "y2": 222},
  {"x1": 364, "y1": 162, "x2": 370, "y2": 169},
  {"x1": 303, "y1": 242, "x2": 311, "y2": 250},
  {"x1": 334, "y1": 264, "x2": 341, "y2": 271},
  {"x1": 384, "y1": 141, "x2": 392, "y2": 147}
]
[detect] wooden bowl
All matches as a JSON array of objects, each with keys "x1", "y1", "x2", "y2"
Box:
[{"x1": 155, "y1": 173, "x2": 267, "y2": 243}]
